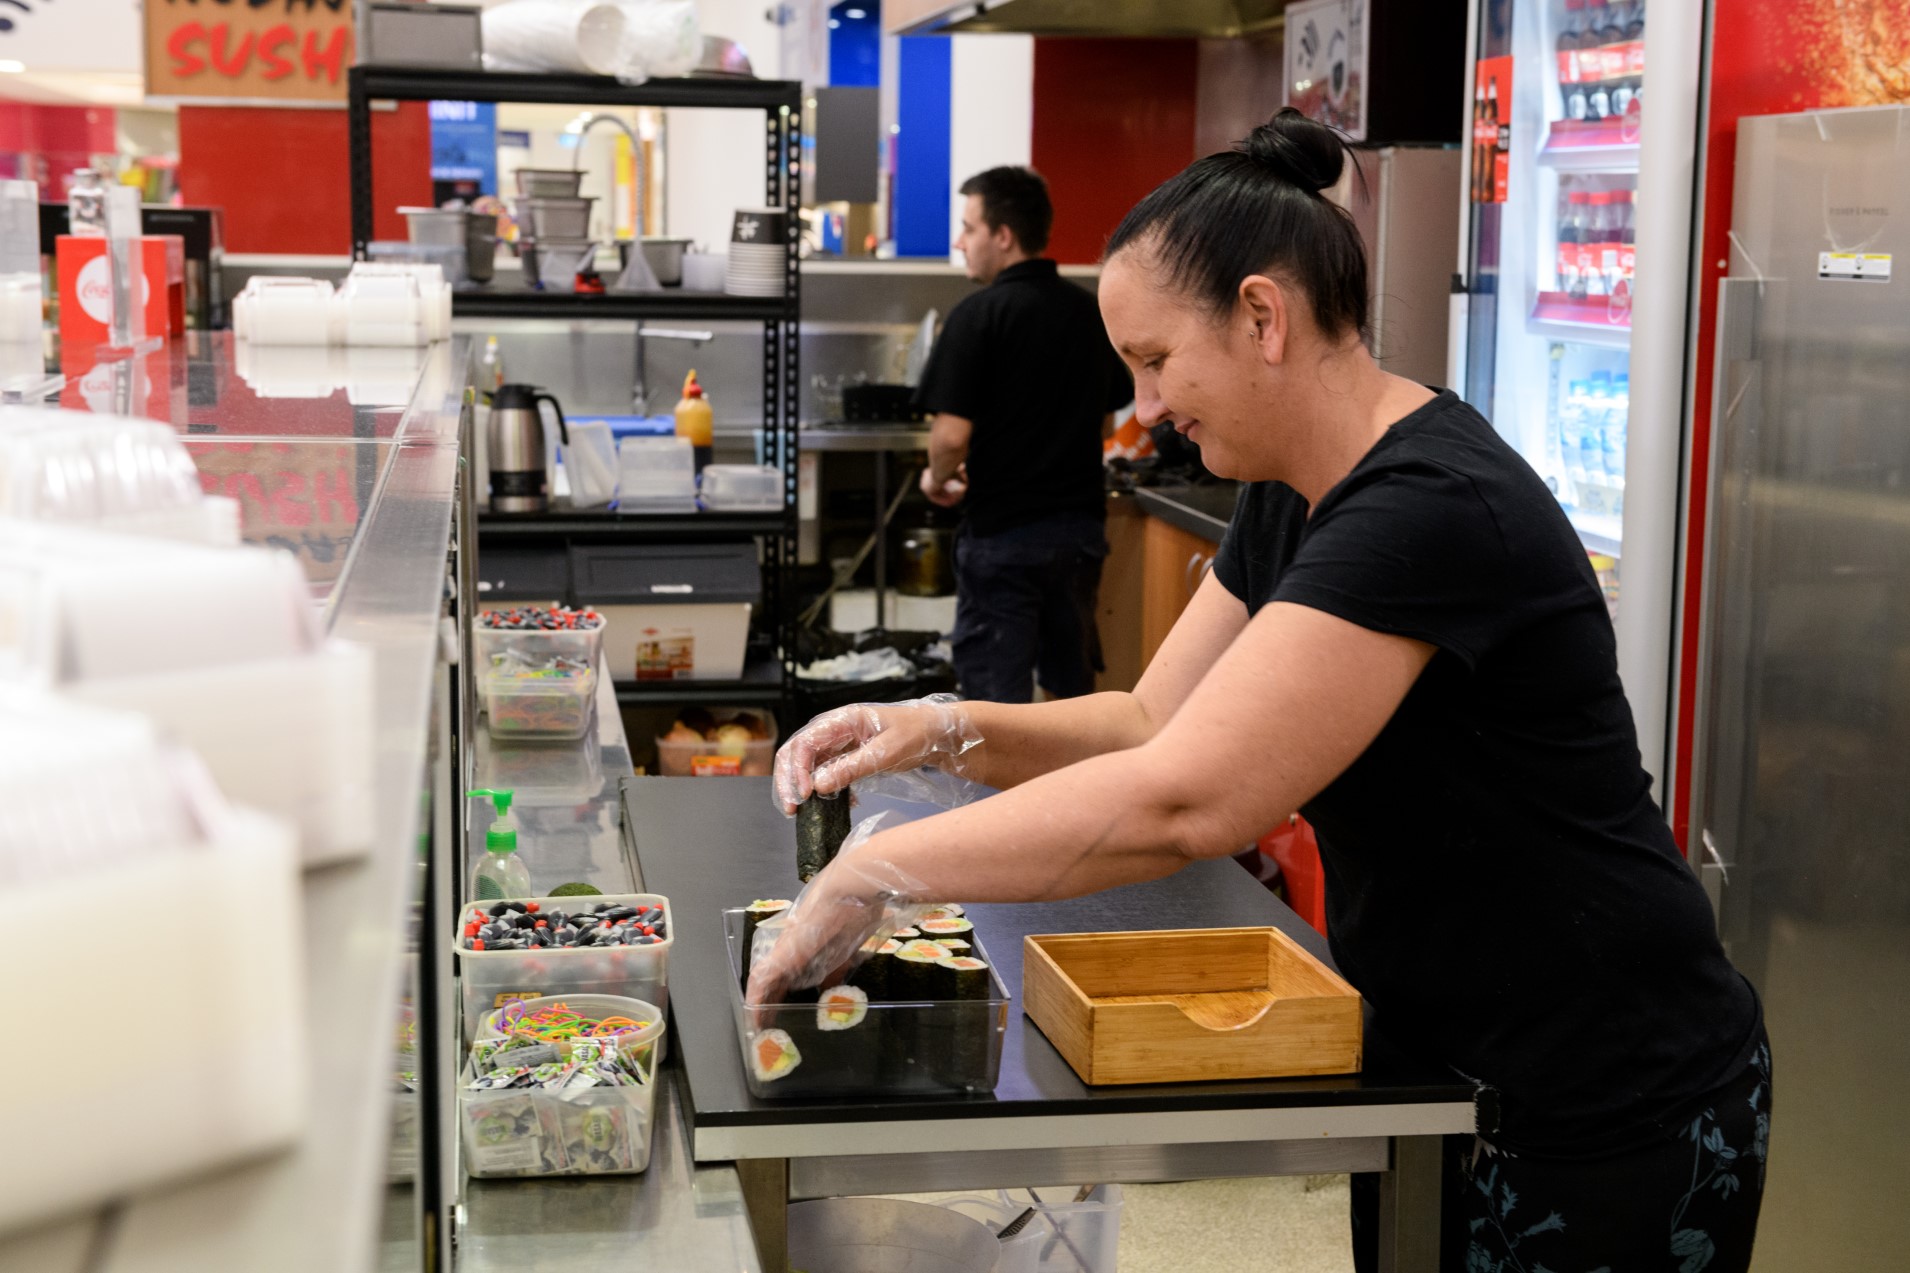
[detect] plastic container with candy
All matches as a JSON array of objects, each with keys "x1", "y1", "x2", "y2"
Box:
[
  {"x1": 454, "y1": 893, "x2": 674, "y2": 1032},
  {"x1": 482, "y1": 652, "x2": 596, "y2": 741},
  {"x1": 459, "y1": 994, "x2": 662, "y2": 1178}
]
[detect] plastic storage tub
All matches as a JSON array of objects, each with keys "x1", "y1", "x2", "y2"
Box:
[
  {"x1": 654, "y1": 706, "x2": 778, "y2": 776},
  {"x1": 460, "y1": 996, "x2": 662, "y2": 1177},
  {"x1": 455, "y1": 893, "x2": 674, "y2": 1031},
  {"x1": 723, "y1": 909, "x2": 1011, "y2": 1099},
  {"x1": 571, "y1": 543, "x2": 759, "y2": 682},
  {"x1": 482, "y1": 661, "x2": 596, "y2": 741},
  {"x1": 474, "y1": 608, "x2": 606, "y2": 673},
  {"x1": 699, "y1": 463, "x2": 783, "y2": 512},
  {"x1": 514, "y1": 168, "x2": 583, "y2": 197},
  {"x1": 617, "y1": 435, "x2": 697, "y2": 513}
]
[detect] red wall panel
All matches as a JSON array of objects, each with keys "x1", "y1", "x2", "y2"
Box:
[
  {"x1": 177, "y1": 103, "x2": 432, "y2": 254},
  {"x1": 1671, "y1": 0, "x2": 1910, "y2": 846},
  {"x1": 1031, "y1": 39, "x2": 1198, "y2": 265}
]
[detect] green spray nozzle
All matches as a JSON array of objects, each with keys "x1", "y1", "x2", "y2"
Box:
[{"x1": 467, "y1": 788, "x2": 518, "y2": 855}]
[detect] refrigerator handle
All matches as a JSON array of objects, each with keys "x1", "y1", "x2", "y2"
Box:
[{"x1": 1446, "y1": 277, "x2": 1469, "y2": 393}]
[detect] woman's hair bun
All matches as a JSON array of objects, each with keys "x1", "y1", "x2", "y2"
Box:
[{"x1": 1239, "y1": 108, "x2": 1349, "y2": 196}]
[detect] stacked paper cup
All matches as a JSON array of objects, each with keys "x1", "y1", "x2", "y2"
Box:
[{"x1": 724, "y1": 208, "x2": 790, "y2": 298}]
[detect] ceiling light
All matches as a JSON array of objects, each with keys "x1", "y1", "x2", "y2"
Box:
[
  {"x1": 845, "y1": 7, "x2": 867, "y2": 17},
  {"x1": 0, "y1": 61, "x2": 26, "y2": 74},
  {"x1": 827, "y1": 18, "x2": 840, "y2": 28}
]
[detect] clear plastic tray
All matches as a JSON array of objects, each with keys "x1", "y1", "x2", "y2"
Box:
[
  {"x1": 460, "y1": 998, "x2": 661, "y2": 1178},
  {"x1": 455, "y1": 893, "x2": 674, "y2": 1032},
  {"x1": 699, "y1": 464, "x2": 783, "y2": 512},
  {"x1": 482, "y1": 662, "x2": 596, "y2": 740},
  {"x1": 654, "y1": 706, "x2": 777, "y2": 776},
  {"x1": 723, "y1": 909, "x2": 1010, "y2": 1100}
]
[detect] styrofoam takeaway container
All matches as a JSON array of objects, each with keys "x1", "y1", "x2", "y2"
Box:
[{"x1": 0, "y1": 809, "x2": 305, "y2": 1235}]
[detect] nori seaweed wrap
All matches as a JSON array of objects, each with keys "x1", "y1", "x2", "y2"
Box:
[
  {"x1": 796, "y1": 791, "x2": 851, "y2": 881},
  {"x1": 931, "y1": 956, "x2": 996, "y2": 1090}
]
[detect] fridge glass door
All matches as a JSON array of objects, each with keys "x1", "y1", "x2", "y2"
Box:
[{"x1": 1464, "y1": 0, "x2": 1649, "y2": 614}]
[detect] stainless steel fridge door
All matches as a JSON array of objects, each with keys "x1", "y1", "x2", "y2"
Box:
[{"x1": 1695, "y1": 104, "x2": 1910, "y2": 1271}]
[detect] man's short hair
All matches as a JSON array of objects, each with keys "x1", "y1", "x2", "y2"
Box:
[{"x1": 959, "y1": 166, "x2": 1053, "y2": 256}]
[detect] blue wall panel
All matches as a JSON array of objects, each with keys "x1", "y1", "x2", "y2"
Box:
[{"x1": 893, "y1": 35, "x2": 951, "y2": 259}]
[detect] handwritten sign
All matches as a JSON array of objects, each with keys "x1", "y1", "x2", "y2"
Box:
[{"x1": 144, "y1": 0, "x2": 355, "y2": 103}]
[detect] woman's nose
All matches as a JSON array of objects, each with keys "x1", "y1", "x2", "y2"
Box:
[{"x1": 1132, "y1": 382, "x2": 1168, "y2": 429}]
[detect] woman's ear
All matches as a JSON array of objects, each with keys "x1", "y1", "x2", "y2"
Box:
[{"x1": 1238, "y1": 274, "x2": 1289, "y2": 367}]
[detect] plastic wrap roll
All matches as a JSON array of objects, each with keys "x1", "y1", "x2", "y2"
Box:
[
  {"x1": 614, "y1": 0, "x2": 701, "y2": 82},
  {"x1": 482, "y1": 0, "x2": 628, "y2": 77}
]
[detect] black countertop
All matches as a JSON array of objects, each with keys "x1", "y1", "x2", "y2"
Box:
[
  {"x1": 1131, "y1": 482, "x2": 1240, "y2": 543},
  {"x1": 629, "y1": 777, "x2": 1475, "y2": 1134}
]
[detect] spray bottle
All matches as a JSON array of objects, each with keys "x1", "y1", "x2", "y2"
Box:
[{"x1": 468, "y1": 788, "x2": 531, "y2": 899}]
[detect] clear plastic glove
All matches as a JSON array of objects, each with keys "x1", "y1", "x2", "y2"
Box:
[
  {"x1": 746, "y1": 813, "x2": 928, "y2": 1009},
  {"x1": 772, "y1": 693, "x2": 983, "y2": 816}
]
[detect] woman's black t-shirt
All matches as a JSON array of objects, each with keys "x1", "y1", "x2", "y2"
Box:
[{"x1": 1213, "y1": 389, "x2": 1761, "y2": 1156}]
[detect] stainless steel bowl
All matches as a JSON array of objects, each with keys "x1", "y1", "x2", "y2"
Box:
[
  {"x1": 513, "y1": 196, "x2": 595, "y2": 240},
  {"x1": 692, "y1": 35, "x2": 755, "y2": 78},
  {"x1": 513, "y1": 168, "x2": 583, "y2": 198},
  {"x1": 623, "y1": 236, "x2": 692, "y2": 286}
]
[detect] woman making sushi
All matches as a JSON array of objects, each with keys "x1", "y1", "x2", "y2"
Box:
[{"x1": 753, "y1": 109, "x2": 1770, "y2": 1273}]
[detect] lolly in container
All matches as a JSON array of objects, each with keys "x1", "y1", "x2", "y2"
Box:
[
  {"x1": 482, "y1": 661, "x2": 596, "y2": 741},
  {"x1": 455, "y1": 893, "x2": 674, "y2": 1032},
  {"x1": 460, "y1": 996, "x2": 662, "y2": 1178},
  {"x1": 473, "y1": 607, "x2": 605, "y2": 673},
  {"x1": 724, "y1": 909, "x2": 1011, "y2": 1100}
]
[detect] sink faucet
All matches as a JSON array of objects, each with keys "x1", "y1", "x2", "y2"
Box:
[{"x1": 633, "y1": 326, "x2": 714, "y2": 415}]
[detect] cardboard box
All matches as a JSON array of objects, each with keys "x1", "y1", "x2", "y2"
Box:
[{"x1": 56, "y1": 234, "x2": 186, "y2": 345}]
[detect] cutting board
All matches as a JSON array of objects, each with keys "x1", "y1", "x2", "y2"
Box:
[{"x1": 1022, "y1": 927, "x2": 1362, "y2": 1085}]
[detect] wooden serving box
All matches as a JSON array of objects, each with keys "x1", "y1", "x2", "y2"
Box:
[{"x1": 1022, "y1": 927, "x2": 1362, "y2": 1085}]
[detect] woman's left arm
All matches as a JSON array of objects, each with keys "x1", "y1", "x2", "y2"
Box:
[{"x1": 861, "y1": 601, "x2": 1434, "y2": 901}]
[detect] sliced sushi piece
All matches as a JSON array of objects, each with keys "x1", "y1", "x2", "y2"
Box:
[
  {"x1": 930, "y1": 938, "x2": 972, "y2": 956},
  {"x1": 796, "y1": 791, "x2": 851, "y2": 881},
  {"x1": 891, "y1": 927, "x2": 920, "y2": 940},
  {"x1": 918, "y1": 917, "x2": 974, "y2": 941},
  {"x1": 816, "y1": 984, "x2": 870, "y2": 1031},
  {"x1": 740, "y1": 899, "x2": 792, "y2": 987},
  {"x1": 749, "y1": 1029, "x2": 802, "y2": 1083},
  {"x1": 935, "y1": 955, "x2": 992, "y2": 1001},
  {"x1": 848, "y1": 937, "x2": 901, "y2": 1001},
  {"x1": 892, "y1": 942, "x2": 946, "y2": 1002},
  {"x1": 915, "y1": 904, "x2": 966, "y2": 923}
]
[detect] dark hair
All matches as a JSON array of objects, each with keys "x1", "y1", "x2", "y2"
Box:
[
  {"x1": 1105, "y1": 109, "x2": 1368, "y2": 339},
  {"x1": 959, "y1": 166, "x2": 1053, "y2": 257}
]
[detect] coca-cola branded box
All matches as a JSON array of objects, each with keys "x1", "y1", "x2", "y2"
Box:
[{"x1": 55, "y1": 234, "x2": 187, "y2": 347}]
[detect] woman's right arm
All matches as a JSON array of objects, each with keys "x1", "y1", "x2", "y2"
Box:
[
  {"x1": 776, "y1": 570, "x2": 1249, "y2": 808},
  {"x1": 966, "y1": 569, "x2": 1249, "y2": 788}
]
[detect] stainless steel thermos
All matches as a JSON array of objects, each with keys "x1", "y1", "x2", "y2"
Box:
[{"x1": 486, "y1": 384, "x2": 567, "y2": 513}]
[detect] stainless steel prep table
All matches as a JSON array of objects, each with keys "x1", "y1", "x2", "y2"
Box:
[
  {"x1": 457, "y1": 676, "x2": 762, "y2": 1272},
  {"x1": 628, "y1": 776, "x2": 1478, "y2": 1273}
]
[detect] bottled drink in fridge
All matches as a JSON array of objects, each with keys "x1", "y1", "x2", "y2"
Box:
[
  {"x1": 1562, "y1": 191, "x2": 1590, "y2": 297},
  {"x1": 1584, "y1": 0, "x2": 1614, "y2": 122},
  {"x1": 1615, "y1": 191, "x2": 1636, "y2": 290},
  {"x1": 1579, "y1": 193, "x2": 1607, "y2": 297},
  {"x1": 1562, "y1": 379, "x2": 1590, "y2": 486},
  {"x1": 1606, "y1": 373, "x2": 1629, "y2": 516},
  {"x1": 1557, "y1": 0, "x2": 1588, "y2": 118}
]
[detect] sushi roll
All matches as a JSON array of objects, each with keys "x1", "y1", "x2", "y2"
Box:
[
  {"x1": 935, "y1": 955, "x2": 992, "y2": 1001},
  {"x1": 915, "y1": 904, "x2": 966, "y2": 923},
  {"x1": 740, "y1": 899, "x2": 792, "y2": 986},
  {"x1": 918, "y1": 917, "x2": 974, "y2": 942},
  {"x1": 848, "y1": 937, "x2": 901, "y2": 1002},
  {"x1": 930, "y1": 938, "x2": 972, "y2": 956},
  {"x1": 816, "y1": 984, "x2": 870, "y2": 1031},
  {"x1": 796, "y1": 791, "x2": 851, "y2": 881},
  {"x1": 892, "y1": 942, "x2": 946, "y2": 1002},
  {"x1": 749, "y1": 1029, "x2": 802, "y2": 1083},
  {"x1": 891, "y1": 927, "x2": 920, "y2": 940}
]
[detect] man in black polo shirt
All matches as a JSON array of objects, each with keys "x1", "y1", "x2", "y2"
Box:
[{"x1": 914, "y1": 166, "x2": 1133, "y2": 703}]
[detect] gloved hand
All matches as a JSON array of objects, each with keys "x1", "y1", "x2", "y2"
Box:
[
  {"x1": 746, "y1": 812, "x2": 928, "y2": 1008},
  {"x1": 771, "y1": 693, "x2": 983, "y2": 816}
]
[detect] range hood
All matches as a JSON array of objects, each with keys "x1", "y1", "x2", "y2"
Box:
[{"x1": 884, "y1": 0, "x2": 1286, "y2": 38}]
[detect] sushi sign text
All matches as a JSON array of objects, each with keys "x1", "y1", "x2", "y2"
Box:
[{"x1": 144, "y1": 0, "x2": 355, "y2": 103}]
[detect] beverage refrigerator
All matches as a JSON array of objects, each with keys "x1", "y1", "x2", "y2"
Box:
[{"x1": 1449, "y1": 0, "x2": 1703, "y2": 790}]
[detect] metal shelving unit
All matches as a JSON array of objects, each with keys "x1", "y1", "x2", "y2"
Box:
[{"x1": 347, "y1": 68, "x2": 803, "y2": 717}]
